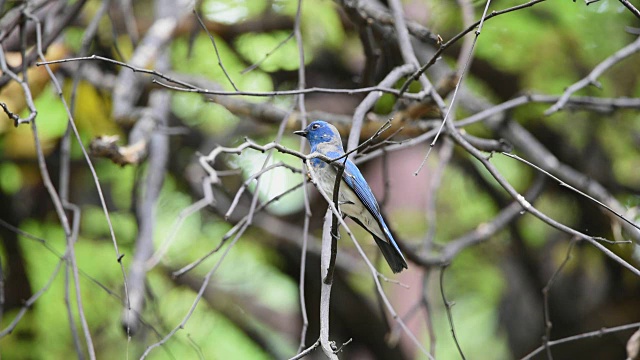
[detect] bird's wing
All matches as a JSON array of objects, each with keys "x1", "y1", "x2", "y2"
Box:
[
  {"x1": 339, "y1": 158, "x2": 384, "y2": 226},
  {"x1": 331, "y1": 154, "x2": 407, "y2": 272},
  {"x1": 325, "y1": 151, "x2": 386, "y2": 232}
]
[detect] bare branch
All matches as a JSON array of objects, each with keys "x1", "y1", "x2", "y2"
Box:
[
  {"x1": 241, "y1": 32, "x2": 294, "y2": 74},
  {"x1": 493, "y1": 120, "x2": 640, "y2": 243},
  {"x1": 457, "y1": 94, "x2": 640, "y2": 127},
  {"x1": 413, "y1": 0, "x2": 494, "y2": 175},
  {"x1": 423, "y1": 138, "x2": 454, "y2": 251},
  {"x1": 348, "y1": 64, "x2": 416, "y2": 153},
  {"x1": 541, "y1": 238, "x2": 578, "y2": 359},
  {"x1": 37, "y1": 55, "x2": 424, "y2": 100},
  {"x1": 546, "y1": 35, "x2": 640, "y2": 115},
  {"x1": 618, "y1": 0, "x2": 640, "y2": 20},
  {"x1": 521, "y1": 322, "x2": 640, "y2": 360},
  {"x1": 501, "y1": 152, "x2": 640, "y2": 233},
  {"x1": 0, "y1": 261, "x2": 63, "y2": 338},
  {"x1": 319, "y1": 211, "x2": 339, "y2": 360},
  {"x1": 26, "y1": 13, "x2": 129, "y2": 354},
  {"x1": 225, "y1": 162, "x2": 302, "y2": 220},
  {"x1": 445, "y1": 116, "x2": 640, "y2": 277},
  {"x1": 399, "y1": 0, "x2": 549, "y2": 95},
  {"x1": 140, "y1": 231, "x2": 242, "y2": 359},
  {"x1": 440, "y1": 265, "x2": 466, "y2": 360},
  {"x1": 193, "y1": 9, "x2": 238, "y2": 91}
]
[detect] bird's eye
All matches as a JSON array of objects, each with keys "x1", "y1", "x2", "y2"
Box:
[{"x1": 311, "y1": 124, "x2": 320, "y2": 130}]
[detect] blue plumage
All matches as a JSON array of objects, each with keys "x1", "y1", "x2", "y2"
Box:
[{"x1": 294, "y1": 120, "x2": 408, "y2": 273}]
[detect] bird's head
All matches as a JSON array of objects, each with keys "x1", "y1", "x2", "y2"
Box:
[{"x1": 294, "y1": 120, "x2": 343, "y2": 149}]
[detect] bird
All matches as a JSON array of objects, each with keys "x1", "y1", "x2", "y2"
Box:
[{"x1": 294, "y1": 120, "x2": 408, "y2": 273}]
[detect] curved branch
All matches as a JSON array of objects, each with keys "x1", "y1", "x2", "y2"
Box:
[{"x1": 545, "y1": 35, "x2": 640, "y2": 115}]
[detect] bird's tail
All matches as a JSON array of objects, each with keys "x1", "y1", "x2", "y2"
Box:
[{"x1": 373, "y1": 236, "x2": 408, "y2": 273}]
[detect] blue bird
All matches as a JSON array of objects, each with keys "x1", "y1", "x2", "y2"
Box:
[{"x1": 294, "y1": 120, "x2": 408, "y2": 273}]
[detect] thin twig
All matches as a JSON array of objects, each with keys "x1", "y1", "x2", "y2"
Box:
[
  {"x1": 37, "y1": 55, "x2": 423, "y2": 100},
  {"x1": 423, "y1": 138, "x2": 454, "y2": 251},
  {"x1": 618, "y1": 0, "x2": 640, "y2": 20},
  {"x1": 501, "y1": 152, "x2": 640, "y2": 232},
  {"x1": 0, "y1": 261, "x2": 64, "y2": 337},
  {"x1": 294, "y1": 0, "x2": 311, "y2": 348},
  {"x1": 398, "y1": 0, "x2": 549, "y2": 96},
  {"x1": 521, "y1": 322, "x2": 640, "y2": 360},
  {"x1": 26, "y1": 13, "x2": 128, "y2": 354},
  {"x1": 146, "y1": 179, "x2": 216, "y2": 270},
  {"x1": 545, "y1": 35, "x2": 640, "y2": 115},
  {"x1": 139, "y1": 233, "x2": 242, "y2": 359},
  {"x1": 289, "y1": 340, "x2": 320, "y2": 360},
  {"x1": 153, "y1": 77, "x2": 424, "y2": 99},
  {"x1": 241, "y1": 32, "x2": 294, "y2": 74},
  {"x1": 225, "y1": 162, "x2": 301, "y2": 220},
  {"x1": 541, "y1": 238, "x2": 578, "y2": 359},
  {"x1": 444, "y1": 112, "x2": 640, "y2": 277},
  {"x1": 456, "y1": 94, "x2": 640, "y2": 127},
  {"x1": 413, "y1": 0, "x2": 493, "y2": 176},
  {"x1": 347, "y1": 64, "x2": 416, "y2": 153},
  {"x1": 440, "y1": 265, "x2": 466, "y2": 360},
  {"x1": 193, "y1": 9, "x2": 238, "y2": 90},
  {"x1": 172, "y1": 182, "x2": 304, "y2": 278}
]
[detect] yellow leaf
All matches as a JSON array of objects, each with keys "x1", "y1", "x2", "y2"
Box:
[{"x1": 0, "y1": 44, "x2": 68, "y2": 131}]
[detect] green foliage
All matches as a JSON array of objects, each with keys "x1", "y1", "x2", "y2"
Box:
[
  {"x1": 172, "y1": 33, "x2": 273, "y2": 92},
  {"x1": 172, "y1": 93, "x2": 240, "y2": 135},
  {"x1": 29, "y1": 85, "x2": 69, "y2": 139},
  {"x1": 432, "y1": 295, "x2": 509, "y2": 359},
  {"x1": 81, "y1": 206, "x2": 137, "y2": 243},
  {"x1": 94, "y1": 161, "x2": 136, "y2": 210},
  {"x1": 203, "y1": 0, "x2": 269, "y2": 24},
  {"x1": 599, "y1": 117, "x2": 640, "y2": 186},
  {"x1": 275, "y1": 0, "x2": 345, "y2": 50},
  {"x1": 228, "y1": 135, "x2": 306, "y2": 216},
  {"x1": 0, "y1": 162, "x2": 22, "y2": 194},
  {"x1": 476, "y1": 0, "x2": 634, "y2": 95},
  {"x1": 2, "y1": 220, "x2": 127, "y2": 359},
  {"x1": 64, "y1": 27, "x2": 85, "y2": 54},
  {"x1": 439, "y1": 164, "x2": 499, "y2": 234},
  {"x1": 146, "y1": 272, "x2": 273, "y2": 360},
  {"x1": 4, "y1": 0, "x2": 640, "y2": 358},
  {"x1": 235, "y1": 31, "x2": 309, "y2": 72}
]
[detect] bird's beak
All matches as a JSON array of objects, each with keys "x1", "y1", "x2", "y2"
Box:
[{"x1": 293, "y1": 129, "x2": 308, "y2": 137}]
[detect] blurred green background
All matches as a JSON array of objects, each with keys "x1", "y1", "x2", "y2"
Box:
[{"x1": 1, "y1": 0, "x2": 639, "y2": 359}]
